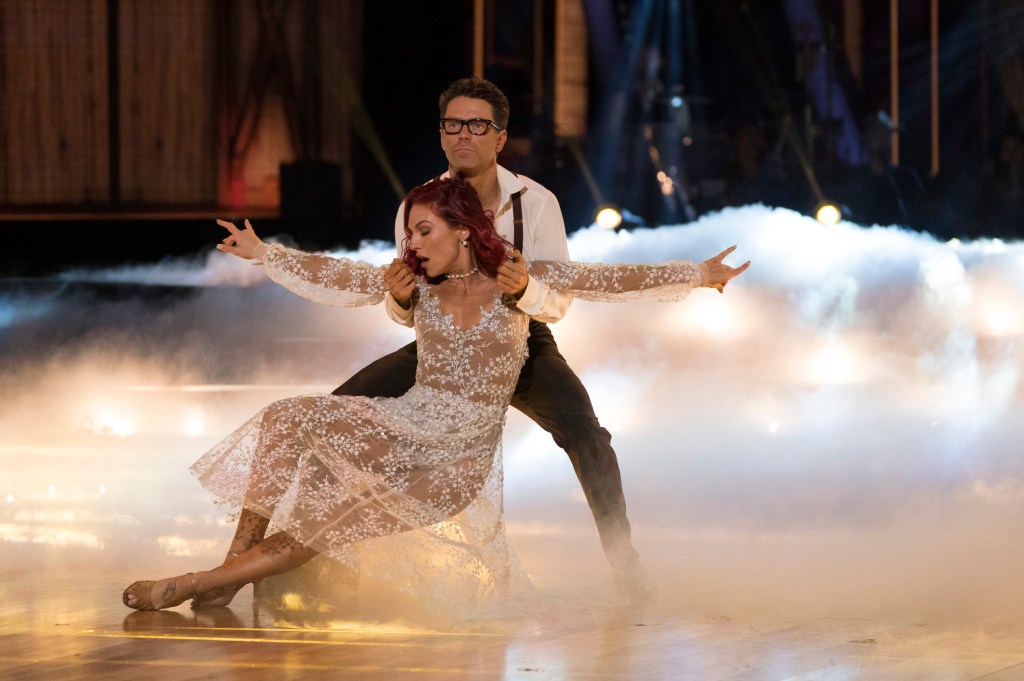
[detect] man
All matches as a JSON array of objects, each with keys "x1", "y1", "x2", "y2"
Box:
[{"x1": 334, "y1": 77, "x2": 654, "y2": 600}]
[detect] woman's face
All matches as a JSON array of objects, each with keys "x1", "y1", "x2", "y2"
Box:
[{"x1": 406, "y1": 203, "x2": 469, "y2": 278}]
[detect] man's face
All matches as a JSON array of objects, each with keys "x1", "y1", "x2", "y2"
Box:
[{"x1": 440, "y1": 96, "x2": 506, "y2": 177}]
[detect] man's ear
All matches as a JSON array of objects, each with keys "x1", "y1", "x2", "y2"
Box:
[{"x1": 495, "y1": 129, "x2": 507, "y2": 154}]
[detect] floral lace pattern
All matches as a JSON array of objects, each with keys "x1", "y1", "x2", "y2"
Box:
[
  {"x1": 529, "y1": 260, "x2": 705, "y2": 302},
  {"x1": 190, "y1": 244, "x2": 702, "y2": 612}
]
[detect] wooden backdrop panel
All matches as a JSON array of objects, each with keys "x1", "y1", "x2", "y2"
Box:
[
  {"x1": 0, "y1": 0, "x2": 360, "y2": 211},
  {"x1": 0, "y1": 0, "x2": 109, "y2": 204},
  {"x1": 119, "y1": 0, "x2": 217, "y2": 204}
]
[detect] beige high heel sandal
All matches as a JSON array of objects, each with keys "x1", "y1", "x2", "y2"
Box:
[{"x1": 122, "y1": 573, "x2": 198, "y2": 611}]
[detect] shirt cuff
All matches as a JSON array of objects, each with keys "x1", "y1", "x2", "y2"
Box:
[
  {"x1": 514, "y1": 276, "x2": 546, "y2": 316},
  {"x1": 385, "y1": 292, "x2": 415, "y2": 326}
]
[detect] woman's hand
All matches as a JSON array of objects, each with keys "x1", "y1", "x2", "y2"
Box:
[
  {"x1": 702, "y1": 245, "x2": 750, "y2": 293},
  {"x1": 216, "y1": 219, "x2": 267, "y2": 260}
]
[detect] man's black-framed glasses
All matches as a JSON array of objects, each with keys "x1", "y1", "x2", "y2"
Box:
[{"x1": 440, "y1": 118, "x2": 503, "y2": 135}]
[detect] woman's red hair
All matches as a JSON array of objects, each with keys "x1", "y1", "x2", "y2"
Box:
[{"x1": 400, "y1": 175, "x2": 512, "y2": 279}]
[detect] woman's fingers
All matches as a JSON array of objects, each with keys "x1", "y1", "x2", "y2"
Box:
[
  {"x1": 217, "y1": 219, "x2": 258, "y2": 239},
  {"x1": 705, "y1": 253, "x2": 750, "y2": 294},
  {"x1": 216, "y1": 219, "x2": 239, "y2": 234},
  {"x1": 711, "y1": 245, "x2": 737, "y2": 262}
]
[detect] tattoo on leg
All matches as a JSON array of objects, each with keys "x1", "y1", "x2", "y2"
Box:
[{"x1": 162, "y1": 581, "x2": 177, "y2": 602}]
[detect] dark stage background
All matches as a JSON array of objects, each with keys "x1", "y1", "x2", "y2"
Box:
[{"x1": 1, "y1": 0, "x2": 1022, "y2": 276}]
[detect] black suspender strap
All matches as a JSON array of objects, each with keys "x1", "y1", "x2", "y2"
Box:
[{"x1": 510, "y1": 189, "x2": 524, "y2": 252}]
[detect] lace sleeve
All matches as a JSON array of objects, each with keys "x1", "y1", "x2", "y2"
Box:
[
  {"x1": 528, "y1": 260, "x2": 706, "y2": 302},
  {"x1": 262, "y1": 243, "x2": 388, "y2": 307}
]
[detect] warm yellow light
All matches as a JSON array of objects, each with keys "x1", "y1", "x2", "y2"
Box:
[
  {"x1": 595, "y1": 206, "x2": 623, "y2": 230},
  {"x1": 807, "y1": 339, "x2": 861, "y2": 385},
  {"x1": 184, "y1": 411, "x2": 206, "y2": 436},
  {"x1": 972, "y1": 290, "x2": 1024, "y2": 337},
  {"x1": 82, "y1": 406, "x2": 136, "y2": 437},
  {"x1": 282, "y1": 592, "x2": 308, "y2": 611},
  {"x1": 815, "y1": 202, "x2": 842, "y2": 225}
]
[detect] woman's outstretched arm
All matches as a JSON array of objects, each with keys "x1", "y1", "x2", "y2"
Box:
[
  {"x1": 527, "y1": 246, "x2": 749, "y2": 303},
  {"x1": 215, "y1": 219, "x2": 390, "y2": 308}
]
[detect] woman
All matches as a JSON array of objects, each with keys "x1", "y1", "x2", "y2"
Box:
[{"x1": 123, "y1": 176, "x2": 748, "y2": 611}]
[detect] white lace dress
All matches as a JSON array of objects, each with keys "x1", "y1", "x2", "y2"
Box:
[{"x1": 190, "y1": 243, "x2": 704, "y2": 610}]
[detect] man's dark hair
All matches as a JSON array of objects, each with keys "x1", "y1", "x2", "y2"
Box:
[{"x1": 438, "y1": 77, "x2": 510, "y2": 130}]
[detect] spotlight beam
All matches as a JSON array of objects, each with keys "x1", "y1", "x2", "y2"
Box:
[{"x1": 565, "y1": 138, "x2": 608, "y2": 207}]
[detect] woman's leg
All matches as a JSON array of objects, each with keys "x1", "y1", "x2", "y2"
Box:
[
  {"x1": 189, "y1": 396, "x2": 310, "y2": 605},
  {"x1": 191, "y1": 508, "x2": 271, "y2": 607},
  {"x1": 221, "y1": 508, "x2": 271, "y2": 558},
  {"x1": 123, "y1": 531, "x2": 319, "y2": 611}
]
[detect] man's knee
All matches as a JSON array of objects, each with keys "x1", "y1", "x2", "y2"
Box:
[{"x1": 549, "y1": 413, "x2": 613, "y2": 459}]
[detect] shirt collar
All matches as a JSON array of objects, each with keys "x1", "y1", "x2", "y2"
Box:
[
  {"x1": 440, "y1": 165, "x2": 528, "y2": 219},
  {"x1": 494, "y1": 165, "x2": 527, "y2": 219}
]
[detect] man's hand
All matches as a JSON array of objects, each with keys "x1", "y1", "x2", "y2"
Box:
[
  {"x1": 497, "y1": 249, "x2": 529, "y2": 299},
  {"x1": 384, "y1": 259, "x2": 416, "y2": 308}
]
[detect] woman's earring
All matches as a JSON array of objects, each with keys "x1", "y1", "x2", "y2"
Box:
[{"x1": 460, "y1": 235, "x2": 469, "y2": 247}]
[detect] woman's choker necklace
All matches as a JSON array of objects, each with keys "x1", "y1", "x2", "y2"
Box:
[{"x1": 446, "y1": 267, "x2": 478, "y2": 282}]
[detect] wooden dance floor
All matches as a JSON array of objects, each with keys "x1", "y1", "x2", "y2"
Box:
[{"x1": 3, "y1": 543, "x2": 1024, "y2": 680}]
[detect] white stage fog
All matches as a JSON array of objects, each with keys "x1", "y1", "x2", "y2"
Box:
[{"x1": 3, "y1": 204, "x2": 1024, "y2": 620}]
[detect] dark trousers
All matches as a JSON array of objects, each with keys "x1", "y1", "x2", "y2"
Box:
[{"x1": 333, "y1": 320, "x2": 640, "y2": 569}]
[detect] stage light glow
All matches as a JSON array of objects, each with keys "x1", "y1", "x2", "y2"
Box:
[
  {"x1": 975, "y1": 298, "x2": 1022, "y2": 337},
  {"x1": 815, "y1": 201, "x2": 842, "y2": 225},
  {"x1": 282, "y1": 592, "x2": 308, "y2": 611},
  {"x1": 183, "y1": 411, "x2": 207, "y2": 437},
  {"x1": 806, "y1": 338, "x2": 861, "y2": 385},
  {"x1": 595, "y1": 206, "x2": 623, "y2": 230},
  {"x1": 158, "y1": 534, "x2": 222, "y2": 557},
  {"x1": 81, "y1": 406, "x2": 136, "y2": 438},
  {"x1": 659, "y1": 175, "x2": 675, "y2": 196},
  {"x1": 0, "y1": 527, "x2": 104, "y2": 548},
  {"x1": 664, "y1": 293, "x2": 748, "y2": 339}
]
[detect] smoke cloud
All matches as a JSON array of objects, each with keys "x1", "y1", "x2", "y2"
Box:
[{"x1": 3, "y1": 205, "x2": 1022, "y2": 618}]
